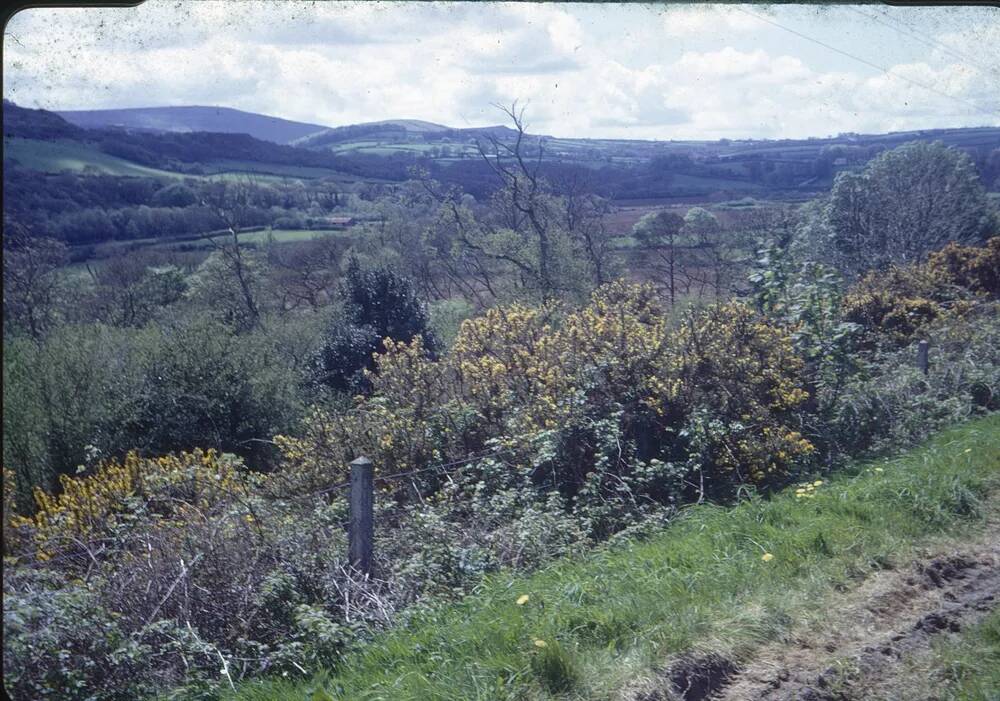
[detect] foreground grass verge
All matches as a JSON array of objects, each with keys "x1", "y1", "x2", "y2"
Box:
[
  {"x1": 930, "y1": 608, "x2": 1000, "y2": 701},
  {"x1": 233, "y1": 416, "x2": 1000, "y2": 701}
]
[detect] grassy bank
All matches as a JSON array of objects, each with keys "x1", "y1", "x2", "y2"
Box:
[
  {"x1": 935, "y1": 608, "x2": 1000, "y2": 700},
  {"x1": 234, "y1": 415, "x2": 1000, "y2": 701}
]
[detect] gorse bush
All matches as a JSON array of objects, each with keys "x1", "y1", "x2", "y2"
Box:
[
  {"x1": 280, "y1": 280, "x2": 812, "y2": 511},
  {"x1": 926, "y1": 236, "x2": 1000, "y2": 297},
  {"x1": 9, "y1": 449, "x2": 246, "y2": 558},
  {"x1": 841, "y1": 237, "x2": 999, "y2": 348}
]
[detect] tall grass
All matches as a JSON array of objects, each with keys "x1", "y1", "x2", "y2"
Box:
[{"x1": 234, "y1": 415, "x2": 1000, "y2": 701}]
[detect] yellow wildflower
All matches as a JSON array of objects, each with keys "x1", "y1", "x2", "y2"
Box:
[{"x1": 516, "y1": 595, "x2": 530, "y2": 606}]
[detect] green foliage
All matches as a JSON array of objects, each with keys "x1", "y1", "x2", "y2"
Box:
[
  {"x1": 750, "y1": 240, "x2": 860, "y2": 420},
  {"x1": 90, "y1": 257, "x2": 188, "y2": 327},
  {"x1": 827, "y1": 301, "x2": 1000, "y2": 458},
  {"x1": 234, "y1": 416, "x2": 1000, "y2": 701},
  {"x1": 2, "y1": 227, "x2": 69, "y2": 338},
  {"x1": 312, "y1": 259, "x2": 433, "y2": 393},
  {"x1": 822, "y1": 141, "x2": 994, "y2": 277},
  {"x1": 151, "y1": 183, "x2": 199, "y2": 208},
  {"x1": 3, "y1": 570, "x2": 156, "y2": 701},
  {"x1": 185, "y1": 249, "x2": 270, "y2": 332},
  {"x1": 933, "y1": 608, "x2": 1000, "y2": 700},
  {"x1": 112, "y1": 316, "x2": 304, "y2": 465},
  {"x1": 2, "y1": 324, "x2": 150, "y2": 507},
  {"x1": 2, "y1": 315, "x2": 306, "y2": 504},
  {"x1": 427, "y1": 297, "x2": 475, "y2": 349}
]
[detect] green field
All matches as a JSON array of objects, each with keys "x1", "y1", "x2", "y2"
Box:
[
  {"x1": 3, "y1": 138, "x2": 383, "y2": 184},
  {"x1": 112, "y1": 227, "x2": 351, "y2": 251},
  {"x1": 4, "y1": 137, "x2": 183, "y2": 178},
  {"x1": 63, "y1": 229, "x2": 356, "y2": 276},
  {"x1": 200, "y1": 159, "x2": 377, "y2": 182},
  {"x1": 235, "y1": 415, "x2": 1000, "y2": 701},
  {"x1": 208, "y1": 228, "x2": 352, "y2": 246}
]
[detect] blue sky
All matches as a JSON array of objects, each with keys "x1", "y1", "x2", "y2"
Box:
[{"x1": 4, "y1": 2, "x2": 998, "y2": 139}]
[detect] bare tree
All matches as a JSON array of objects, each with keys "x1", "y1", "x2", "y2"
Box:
[
  {"x1": 2, "y1": 220, "x2": 68, "y2": 338},
  {"x1": 264, "y1": 235, "x2": 340, "y2": 311},
  {"x1": 561, "y1": 171, "x2": 620, "y2": 286},
  {"x1": 632, "y1": 210, "x2": 692, "y2": 306},
  {"x1": 200, "y1": 177, "x2": 267, "y2": 331},
  {"x1": 476, "y1": 102, "x2": 560, "y2": 298}
]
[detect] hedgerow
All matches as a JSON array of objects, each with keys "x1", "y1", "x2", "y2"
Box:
[{"x1": 3, "y1": 237, "x2": 998, "y2": 700}]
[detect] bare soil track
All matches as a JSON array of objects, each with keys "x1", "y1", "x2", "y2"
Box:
[{"x1": 638, "y1": 527, "x2": 999, "y2": 701}]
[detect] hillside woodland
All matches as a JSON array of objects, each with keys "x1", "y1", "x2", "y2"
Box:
[{"x1": 3, "y1": 105, "x2": 1000, "y2": 700}]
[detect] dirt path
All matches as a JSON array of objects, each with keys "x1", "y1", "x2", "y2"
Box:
[{"x1": 636, "y1": 525, "x2": 999, "y2": 701}]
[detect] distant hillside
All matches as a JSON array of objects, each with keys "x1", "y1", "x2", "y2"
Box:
[
  {"x1": 292, "y1": 119, "x2": 518, "y2": 151},
  {"x1": 3, "y1": 100, "x2": 83, "y2": 140},
  {"x1": 56, "y1": 105, "x2": 330, "y2": 145},
  {"x1": 3, "y1": 100, "x2": 408, "y2": 182},
  {"x1": 6, "y1": 101, "x2": 998, "y2": 200}
]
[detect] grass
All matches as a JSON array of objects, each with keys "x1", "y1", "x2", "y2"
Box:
[
  {"x1": 4, "y1": 139, "x2": 386, "y2": 184},
  {"x1": 200, "y1": 228, "x2": 353, "y2": 247},
  {"x1": 232, "y1": 415, "x2": 1000, "y2": 701},
  {"x1": 934, "y1": 608, "x2": 1000, "y2": 700},
  {"x1": 4, "y1": 137, "x2": 183, "y2": 178},
  {"x1": 82, "y1": 227, "x2": 353, "y2": 255}
]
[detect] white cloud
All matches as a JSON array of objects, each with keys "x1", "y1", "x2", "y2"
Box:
[
  {"x1": 661, "y1": 5, "x2": 762, "y2": 38},
  {"x1": 3, "y1": 1, "x2": 998, "y2": 139}
]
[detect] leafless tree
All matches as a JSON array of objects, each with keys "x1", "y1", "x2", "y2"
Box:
[
  {"x1": 475, "y1": 102, "x2": 560, "y2": 298},
  {"x1": 265, "y1": 236, "x2": 340, "y2": 312},
  {"x1": 2, "y1": 220, "x2": 68, "y2": 338},
  {"x1": 200, "y1": 177, "x2": 266, "y2": 330}
]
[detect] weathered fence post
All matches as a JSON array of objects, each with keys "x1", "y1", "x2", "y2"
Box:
[
  {"x1": 349, "y1": 456, "x2": 374, "y2": 576},
  {"x1": 917, "y1": 339, "x2": 929, "y2": 376}
]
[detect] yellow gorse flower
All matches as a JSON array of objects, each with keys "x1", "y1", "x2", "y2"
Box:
[
  {"x1": 9, "y1": 449, "x2": 249, "y2": 557},
  {"x1": 275, "y1": 282, "x2": 814, "y2": 493}
]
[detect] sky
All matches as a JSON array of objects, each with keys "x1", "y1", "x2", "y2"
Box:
[{"x1": 3, "y1": 1, "x2": 1000, "y2": 140}]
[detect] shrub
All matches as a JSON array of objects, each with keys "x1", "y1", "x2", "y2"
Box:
[
  {"x1": 669, "y1": 301, "x2": 814, "y2": 488},
  {"x1": 827, "y1": 301, "x2": 1000, "y2": 457},
  {"x1": 9, "y1": 449, "x2": 246, "y2": 558},
  {"x1": 3, "y1": 569, "x2": 156, "y2": 701},
  {"x1": 282, "y1": 282, "x2": 812, "y2": 515},
  {"x1": 926, "y1": 236, "x2": 1000, "y2": 298},
  {"x1": 841, "y1": 238, "x2": 999, "y2": 349},
  {"x1": 312, "y1": 260, "x2": 434, "y2": 393},
  {"x1": 841, "y1": 263, "x2": 946, "y2": 347}
]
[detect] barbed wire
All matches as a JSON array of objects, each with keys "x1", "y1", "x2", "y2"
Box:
[
  {"x1": 9, "y1": 427, "x2": 568, "y2": 567},
  {"x1": 260, "y1": 439, "x2": 530, "y2": 503}
]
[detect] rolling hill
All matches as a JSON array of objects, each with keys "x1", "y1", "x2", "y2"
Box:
[
  {"x1": 6, "y1": 101, "x2": 999, "y2": 201},
  {"x1": 56, "y1": 105, "x2": 330, "y2": 145}
]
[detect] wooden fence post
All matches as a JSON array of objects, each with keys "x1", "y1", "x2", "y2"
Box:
[
  {"x1": 917, "y1": 339, "x2": 929, "y2": 376},
  {"x1": 349, "y1": 456, "x2": 374, "y2": 576}
]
